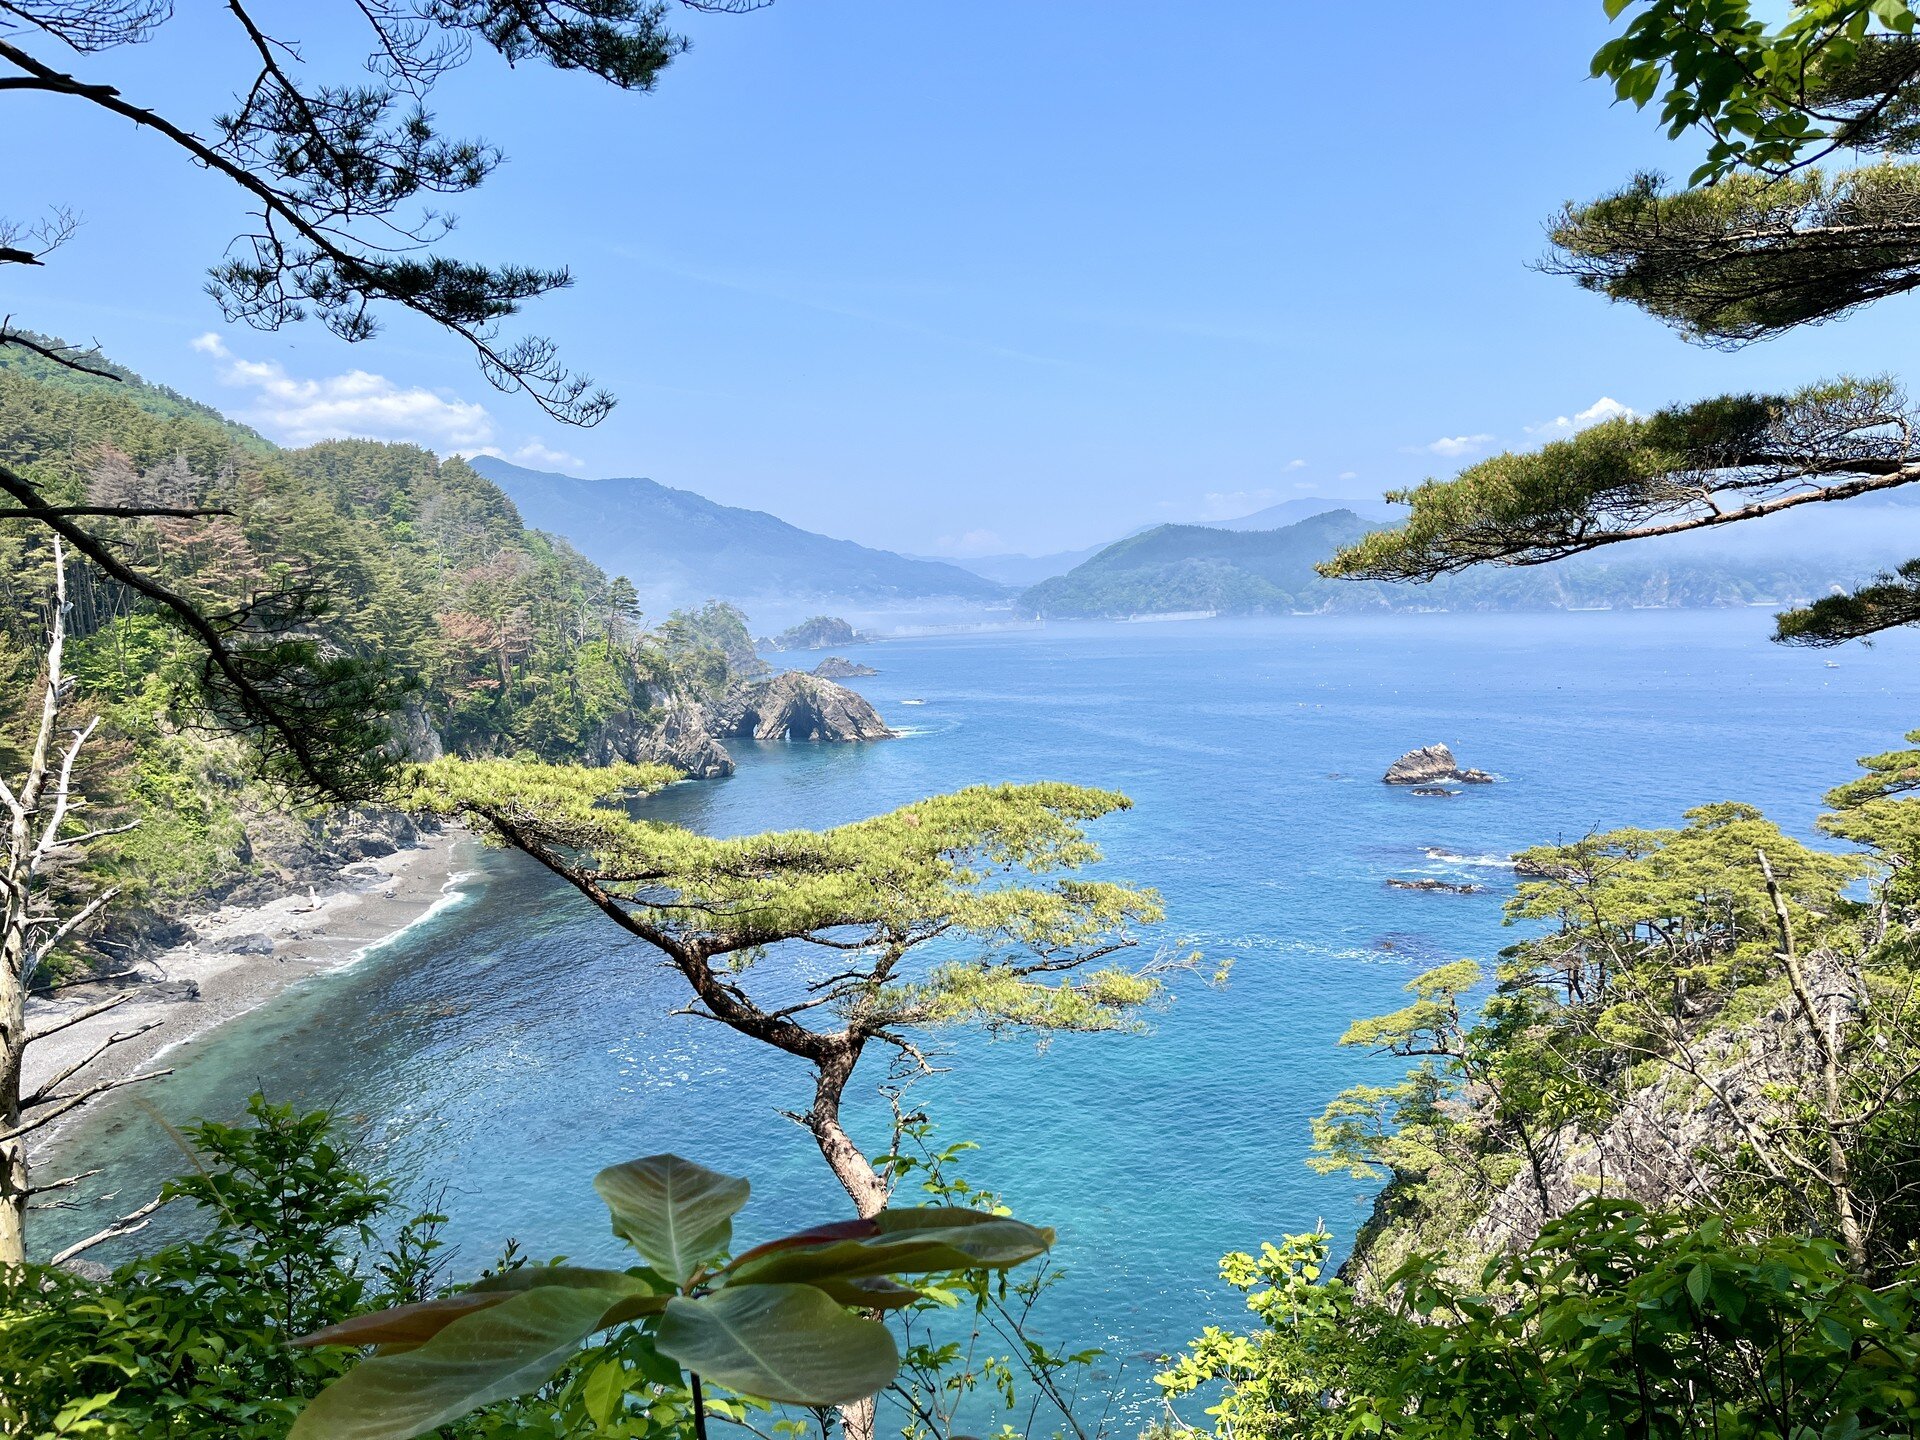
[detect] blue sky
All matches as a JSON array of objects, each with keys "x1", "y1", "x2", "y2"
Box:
[{"x1": 6, "y1": 2, "x2": 1916, "y2": 556}]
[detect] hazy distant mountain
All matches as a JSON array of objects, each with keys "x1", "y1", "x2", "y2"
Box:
[
  {"x1": 467, "y1": 457, "x2": 1008, "y2": 620},
  {"x1": 1201, "y1": 496, "x2": 1402, "y2": 531},
  {"x1": 1017, "y1": 508, "x2": 1901, "y2": 619},
  {"x1": 907, "y1": 543, "x2": 1111, "y2": 588},
  {"x1": 930, "y1": 499, "x2": 1400, "y2": 588},
  {"x1": 1021, "y1": 512, "x2": 1377, "y2": 617}
]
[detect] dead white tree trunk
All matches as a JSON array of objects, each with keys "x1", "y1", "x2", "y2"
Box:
[{"x1": 1, "y1": 539, "x2": 149, "y2": 1267}]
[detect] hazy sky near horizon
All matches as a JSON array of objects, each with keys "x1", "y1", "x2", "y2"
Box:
[{"x1": 7, "y1": 2, "x2": 1918, "y2": 557}]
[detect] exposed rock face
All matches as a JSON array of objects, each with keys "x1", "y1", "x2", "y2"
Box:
[
  {"x1": 1384, "y1": 743, "x2": 1495, "y2": 786},
  {"x1": 588, "y1": 698, "x2": 736, "y2": 779},
  {"x1": 813, "y1": 656, "x2": 879, "y2": 679},
  {"x1": 721, "y1": 671, "x2": 894, "y2": 743},
  {"x1": 388, "y1": 700, "x2": 446, "y2": 762},
  {"x1": 584, "y1": 675, "x2": 892, "y2": 778},
  {"x1": 1348, "y1": 959, "x2": 1860, "y2": 1293}
]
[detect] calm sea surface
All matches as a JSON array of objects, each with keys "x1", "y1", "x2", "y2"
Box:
[{"x1": 39, "y1": 611, "x2": 1920, "y2": 1396}]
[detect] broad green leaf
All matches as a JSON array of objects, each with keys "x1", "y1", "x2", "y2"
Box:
[
  {"x1": 290, "y1": 1285, "x2": 625, "y2": 1440},
  {"x1": 1686, "y1": 1263, "x2": 1710, "y2": 1305},
  {"x1": 655, "y1": 1284, "x2": 898, "y2": 1405},
  {"x1": 469, "y1": 1265, "x2": 666, "y2": 1296},
  {"x1": 467, "y1": 1266, "x2": 669, "y2": 1327},
  {"x1": 594, "y1": 1154, "x2": 750, "y2": 1285},
  {"x1": 583, "y1": 1360, "x2": 629, "y2": 1428},
  {"x1": 726, "y1": 1217, "x2": 879, "y2": 1273},
  {"x1": 725, "y1": 1208, "x2": 1052, "y2": 1287}
]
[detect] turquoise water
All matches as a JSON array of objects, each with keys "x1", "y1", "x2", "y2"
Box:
[{"x1": 39, "y1": 611, "x2": 1920, "y2": 1396}]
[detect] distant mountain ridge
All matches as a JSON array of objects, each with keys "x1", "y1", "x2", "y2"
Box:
[
  {"x1": 1016, "y1": 508, "x2": 1904, "y2": 619},
  {"x1": 928, "y1": 497, "x2": 1403, "y2": 588},
  {"x1": 466, "y1": 456, "x2": 1008, "y2": 619},
  {"x1": 1020, "y1": 511, "x2": 1376, "y2": 617},
  {"x1": 1200, "y1": 495, "x2": 1401, "y2": 531}
]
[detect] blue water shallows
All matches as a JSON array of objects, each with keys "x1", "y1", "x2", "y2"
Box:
[{"x1": 39, "y1": 611, "x2": 1920, "y2": 1387}]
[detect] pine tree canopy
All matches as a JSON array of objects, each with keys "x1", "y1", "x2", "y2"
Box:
[
  {"x1": 1324, "y1": 4, "x2": 1920, "y2": 648},
  {"x1": 0, "y1": 1, "x2": 767, "y2": 419},
  {"x1": 1319, "y1": 379, "x2": 1920, "y2": 633},
  {"x1": 1548, "y1": 166, "x2": 1920, "y2": 345},
  {"x1": 402, "y1": 761, "x2": 1167, "y2": 1039}
]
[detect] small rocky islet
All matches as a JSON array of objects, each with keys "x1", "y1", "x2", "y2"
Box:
[
  {"x1": 1382, "y1": 742, "x2": 1496, "y2": 787},
  {"x1": 812, "y1": 655, "x2": 879, "y2": 679}
]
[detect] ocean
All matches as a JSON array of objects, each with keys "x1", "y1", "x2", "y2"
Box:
[{"x1": 36, "y1": 610, "x2": 1920, "y2": 1405}]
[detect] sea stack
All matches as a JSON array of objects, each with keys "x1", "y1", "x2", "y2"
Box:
[
  {"x1": 1384, "y1": 743, "x2": 1496, "y2": 786},
  {"x1": 720, "y1": 671, "x2": 896, "y2": 742}
]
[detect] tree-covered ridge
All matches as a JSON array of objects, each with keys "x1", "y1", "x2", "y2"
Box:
[
  {"x1": 1307, "y1": 761, "x2": 1920, "y2": 1287},
  {"x1": 0, "y1": 340, "x2": 681, "y2": 765},
  {"x1": 0, "y1": 344, "x2": 771, "y2": 938}
]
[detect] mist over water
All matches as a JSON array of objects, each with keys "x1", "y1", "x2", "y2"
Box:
[{"x1": 39, "y1": 611, "x2": 1920, "y2": 1399}]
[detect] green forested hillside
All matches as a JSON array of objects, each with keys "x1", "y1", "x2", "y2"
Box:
[
  {"x1": 0, "y1": 345, "x2": 723, "y2": 929},
  {"x1": 0, "y1": 342, "x2": 665, "y2": 762}
]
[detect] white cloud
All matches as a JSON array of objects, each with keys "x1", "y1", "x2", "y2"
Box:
[
  {"x1": 1525, "y1": 396, "x2": 1634, "y2": 438},
  {"x1": 1421, "y1": 433, "x2": 1494, "y2": 458},
  {"x1": 193, "y1": 332, "x2": 497, "y2": 449},
  {"x1": 1285, "y1": 458, "x2": 1308, "y2": 470},
  {"x1": 1338, "y1": 470, "x2": 1358, "y2": 480}
]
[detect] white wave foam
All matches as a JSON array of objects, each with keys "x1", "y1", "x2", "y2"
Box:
[
  {"x1": 1422, "y1": 848, "x2": 1516, "y2": 868},
  {"x1": 344, "y1": 872, "x2": 477, "y2": 966}
]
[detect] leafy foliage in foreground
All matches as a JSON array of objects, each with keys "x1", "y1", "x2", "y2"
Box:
[
  {"x1": 0, "y1": 1097, "x2": 446, "y2": 1438},
  {"x1": 293, "y1": 1152, "x2": 1054, "y2": 1439},
  {"x1": 1156, "y1": 1199, "x2": 1920, "y2": 1440}
]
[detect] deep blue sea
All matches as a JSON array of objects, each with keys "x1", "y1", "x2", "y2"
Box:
[{"x1": 38, "y1": 611, "x2": 1920, "y2": 1402}]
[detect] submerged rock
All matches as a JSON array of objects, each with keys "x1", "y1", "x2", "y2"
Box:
[
  {"x1": 1386, "y1": 878, "x2": 1485, "y2": 895},
  {"x1": 1385, "y1": 743, "x2": 1496, "y2": 786},
  {"x1": 1410, "y1": 786, "x2": 1459, "y2": 797}
]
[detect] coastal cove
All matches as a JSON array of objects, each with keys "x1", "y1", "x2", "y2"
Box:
[{"x1": 34, "y1": 610, "x2": 1920, "y2": 1400}]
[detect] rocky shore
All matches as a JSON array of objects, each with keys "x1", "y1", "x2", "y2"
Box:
[{"x1": 24, "y1": 830, "x2": 476, "y2": 1158}]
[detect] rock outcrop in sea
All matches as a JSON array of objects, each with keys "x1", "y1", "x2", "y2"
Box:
[
  {"x1": 587, "y1": 672, "x2": 895, "y2": 781},
  {"x1": 813, "y1": 656, "x2": 879, "y2": 679},
  {"x1": 1383, "y1": 743, "x2": 1495, "y2": 786},
  {"x1": 718, "y1": 671, "x2": 895, "y2": 743}
]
